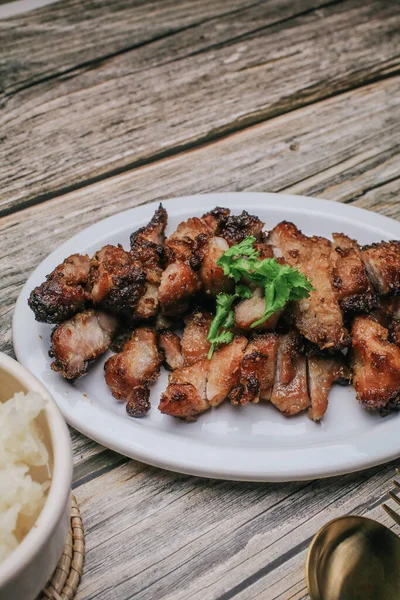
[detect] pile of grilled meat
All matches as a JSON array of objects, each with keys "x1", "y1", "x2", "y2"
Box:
[{"x1": 28, "y1": 204, "x2": 400, "y2": 422}]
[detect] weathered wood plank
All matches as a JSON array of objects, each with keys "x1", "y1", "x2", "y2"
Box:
[
  {"x1": 1, "y1": 77, "x2": 399, "y2": 357},
  {"x1": 1, "y1": 0, "x2": 399, "y2": 211},
  {"x1": 0, "y1": 0, "x2": 329, "y2": 94},
  {"x1": 73, "y1": 460, "x2": 398, "y2": 600}
]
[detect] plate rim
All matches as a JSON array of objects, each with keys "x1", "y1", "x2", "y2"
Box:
[{"x1": 12, "y1": 192, "x2": 400, "y2": 482}]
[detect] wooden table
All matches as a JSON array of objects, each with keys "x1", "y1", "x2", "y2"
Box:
[{"x1": 1, "y1": 1, "x2": 400, "y2": 598}]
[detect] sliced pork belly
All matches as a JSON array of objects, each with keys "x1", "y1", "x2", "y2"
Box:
[
  {"x1": 307, "y1": 354, "x2": 350, "y2": 421},
  {"x1": 50, "y1": 309, "x2": 118, "y2": 380},
  {"x1": 234, "y1": 287, "x2": 282, "y2": 332},
  {"x1": 181, "y1": 309, "x2": 213, "y2": 366},
  {"x1": 270, "y1": 332, "x2": 310, "y2": 416},
  {"x1": 198, "y1": 236, "x2": 233, "y2": 296},
  {"x1": 159, "y1": 359, "x2": 209, "y2": 421},
  {"x1": 158, "y1": 262, "x2": 201, "y2": 316},
  {"x1": 89, "y1": 245, "x2": 146, "y2": 313},
  {"x1": 159, "y1": 331, "x2": 184, "y2": 370},
  {"x1": 104, "y1": 328, "x2": 162, "y2": 416},
  {"x1": 352, "y1": 315, "x2": 400, "y2": 411},
  {"x1": 331, "y1": 233, "x2": 376, "y2": 313},
  {"x1": 269, "y1": 222, "x2": 348, "y2": 350},
  {"x1": 361, "y1": 241, "x2": 400, "y2": 296},
  {"x1": 230, "y1": 334, "x2": 279, "y2": 405},
  {"x1": 207, "y1": 336, "x2": 248, "y2": 407},
  {"x1": 28, "y1": 254, "x2": 91, "y2": 323}
]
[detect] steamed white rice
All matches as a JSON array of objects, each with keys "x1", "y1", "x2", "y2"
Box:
[{"x1": 0, "y1": 391, "x2": 50, "y2": 562}]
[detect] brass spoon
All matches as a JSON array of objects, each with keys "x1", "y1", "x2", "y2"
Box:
[{"x1": 306, "y1": 515, "x2": 400, "y2": 600}]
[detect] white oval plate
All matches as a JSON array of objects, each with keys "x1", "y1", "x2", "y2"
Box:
[{"x1": 13, "y1": 193, "x2": 400, "y2": 481}]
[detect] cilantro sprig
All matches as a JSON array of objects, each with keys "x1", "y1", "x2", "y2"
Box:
[
  {"x1": 207, "y1": 236, "x2": 313, "y2": 358},
  {"x1": 207, "y1": 285, "x2": 252, "y2": 359}
]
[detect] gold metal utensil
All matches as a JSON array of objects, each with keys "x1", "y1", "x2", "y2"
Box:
[{"x1": 306, "y1": 515, "x2": 400, "y2": 600}]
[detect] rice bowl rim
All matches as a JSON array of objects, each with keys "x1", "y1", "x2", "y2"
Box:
[{"x1": 0, "y1": 352, "x2": 73, "y2": 587}]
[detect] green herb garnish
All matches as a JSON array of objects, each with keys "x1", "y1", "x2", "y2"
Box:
[{"x1": 207, "y1": 236, "x2": 313, "y2": 358}]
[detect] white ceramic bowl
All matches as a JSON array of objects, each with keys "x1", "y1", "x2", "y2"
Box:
[{"x1": 0, "y1": 352, "x2": 73, "y2": 600}]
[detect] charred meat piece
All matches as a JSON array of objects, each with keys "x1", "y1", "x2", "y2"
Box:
[
  {"x1": 104, "y1": 328, "x2": 162, "y2": 417},
  {"x1": 207, "y1": 336, "x2": 248, "y2": 406},
  {"x1": 170, "y1": 217, "x2": 212, "y2": 243},
  {"x1": 130, "y1": 204, "x2": 167, "y2": 285},
  {"x1": 271, "y1": 332, "x2": 310, "y2": 416},
  {"x1": 133, "y1": 282, "x2": 159, "y2": 321},
  {"x1": 230, "y1": 333, "x2": 279, "y2": 405},
  {"x1": 217, "y1": 210, "x2": 265, "y2": 247},
  {"x1": 352, "y1": 316, "x2": 400, "y2": 411},
  {"x1": 389, "y1": 321, "x2": 400, "y2": 347},
  {"x1": 130, "y1": 206, "x2": 168, "y2": 320},
  {"x1": 50, "y1": 309, "x2": 118, "y2": 380},
  {"x1": 198, "y1": 236, "x2": 233, "y2": 296},
  {"x1": 126, "y1": 387, "x2": 151, "y2": 418},
  {"x1": 159, "y1": 359, "x2": 209, "y2": 421},
  {"x1": 361, "y1": 241, "x2": 400, "y2": 296},
  {"x1": 269, "y1": 222, "x2": 348, "y2": 350},
  {"x1": 28, "y1": 254, "x2": 91, "y2": 323},
  {"x1": 201, "y1": 207, "x2": 231, "y2": 233},
  {"x1": 131, "y1": 204, "x2": 167, "y2": 247},
  {"x1": 158, "y1": 262, "x2": 201, "y2": 316},
  {"x1": 331, "y1": 233, "x2": 376, "y2": 313},
  {"x1": 307, "y1": 354, "x2": 350, "y2": 421},
  {"x1": 89, "y1": 245, "x2": 146, "y2": 314},
  {"x1": 234, "y1": 287, "x2": 282, "y2": 332},
  {"x1": 181, "y1": 309, "x2": 213, "y2": 366},
  {"x1": 164, "y1": 216, "x2": 212, "y2": 265},
  {"x1": 159, "y1": 331, "x2": 184, "y2": 370}
]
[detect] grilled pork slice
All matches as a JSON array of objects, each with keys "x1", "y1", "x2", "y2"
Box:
[
  {"x1": 361, "y1": 241, "x2": 400, "y2": 296},
  {"x1": 130, "y1": 204, "x2": 167, "y2": 284},
  {"x1": 234, "y1": 287, "x2": 282, "y2": 332},
  {"x1": 198, "y1": 236, "x2": 233, "y2": 296},
  {"x1": 129, "y1": 205, "x2": 168, "y2": 320},
  {"x1": 159, "y1": 331, "x2": 184, "y2": 370},
  {"x1": 159, "y1": 359, "x2": 209, "y2": 421},
  {"x1": 104, "y1": 328, "x2": 162, "y2": 416},
  {"x1": 50, "y1": 309, "x2": 118, "y2": 380},
  {"x1": 89, "y1": 245, "x2": 146, "y2": 314},
  {"x1": 331, "y1": 233, "x2": 376, "y2": 313},
  {"x1": 271, "y1": 332, "x2": 310, "y2": 415},
  {"x1": 28, "y1": 254, "x2": 91, "y2": 323},
  {"x1": 307, "y1": 354, "x2": 350, "y2": 421},
  {"x1": 158, "y1": 262, "x2": 201, "y2": 316},
  {"x1": 269, "y1": 222, "x2": 348, "y2": 350},
  {"x1": 352, "y1": 316, "x2": 400, "y2": 411},
  {"x1": 133, "y1": 282, "x2": 159, "y2": 321},
  {"x1": 207, "y1": 336, "x2": 248, "y2": 406},
  {"x1": 181, "y1": 309, "x2": 213, "y2": 366},
  {"x1": 217, "y1": 210, "x2": 265, "y2": 246},
  {"x1": 201, "y1": 207, "x2": 231, "y2": 233},
  {"x1": 230, "y1": 334, "x2": 279, "y2": 405}
]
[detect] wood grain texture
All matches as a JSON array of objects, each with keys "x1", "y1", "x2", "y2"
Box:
[
  {"x1": 0, "y1": 0, "x2": 330, "y2": 93},
  {"x1": 1, "y1": 77, "x2": 399, "y2": 357},
  {"x1": 1, "y1": 0, "x2": 399, "y2": 212},
  {"x1": 2, "y1": 2, "x2": 400, "y2": 598},
  {"x1": 72, "y1": 459, "x2": 399, "y2": 600}
]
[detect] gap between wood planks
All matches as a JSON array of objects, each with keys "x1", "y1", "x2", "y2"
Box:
[
  {"x1": 1, "y1": 68, "x2": 398, "y2": 221},
  {"x1": 1, "y1": 0, "x2": 342, "y2": 99}
]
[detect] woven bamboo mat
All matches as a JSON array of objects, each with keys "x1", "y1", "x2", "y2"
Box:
[{"x1": 38, "y1": 495, "x2": 85, "y2": 600}]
